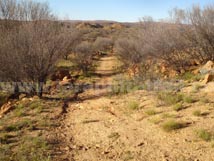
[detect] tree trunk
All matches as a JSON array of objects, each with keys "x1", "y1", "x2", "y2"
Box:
[
  {"x1": 37, "y1": 81, "x2": 44, "y2": 98},
  {"x1": 64, "y1": 55, "x2": 68, "y2": 60},
  {"x1": 9, "y1": 82, "x2": 20, "y2": 99}
]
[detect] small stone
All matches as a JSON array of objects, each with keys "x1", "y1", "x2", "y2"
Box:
[
  {"x1": 203, "y1": 74, "x2": 214, "y2": 84},
  {"x1": 65, "y1": 146, "x2": 70, "y2": 151},
  {"x1": 137, "y1": 142, "x2": 144, "y2": 147},
  {"x1": 102, "y1": 151, "x2": 110, "y2": 155},
  {"x1": 19, "y1": 93, "x2": 26, "y2": 99}
]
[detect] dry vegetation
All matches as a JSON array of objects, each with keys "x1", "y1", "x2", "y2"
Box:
[{"x1": 0, "y1": 0, "x2": 214, "y2": 160}]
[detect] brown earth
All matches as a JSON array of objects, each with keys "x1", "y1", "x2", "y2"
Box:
[{"x1": 54, "y1": 56, "x2": 214, "y2": 161}]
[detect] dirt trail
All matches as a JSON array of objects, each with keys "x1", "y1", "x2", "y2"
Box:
[{"x1": 55, "y1": 56, "x2": 214, "y2": 161}]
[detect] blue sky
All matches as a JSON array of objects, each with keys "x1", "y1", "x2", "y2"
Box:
[{"x1": 39, "y1": 0, "x2": 213, "y2": 22}]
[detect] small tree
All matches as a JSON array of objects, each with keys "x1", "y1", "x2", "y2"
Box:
[
  {"x1": 170, "y1": 4, "x2": 214, "y2": 63},
  {"x1": 0, "y1": 0, "x2": 71, "y2": 98},
  {"x1": 74, "y1": 42, "x2": 94, "y2": 76},
  {"x1": 16, "y1": 21, "x2": 65, "y2": 97},
  {"x1": 93, "y1": 37, "x2": 113, "y2": 55},
  {"x1": 60, "y1": 27, "x2": 82, "y2": 60}
]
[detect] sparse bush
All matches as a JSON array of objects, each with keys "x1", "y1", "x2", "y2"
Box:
[
  {"x1": 162, "y1": 120, "x2": 185, "y2": 132},
  {"x1": 93, "y1": 37, "x2": 113, "y2": 54},
  {"x1": 171, "y1": 5, "x2": 214, "y2": 63},
  {"x1": 173, "y1": 103, "x2": 185, "y2": 111},
  {"x1": 115, "y1": 37, "x2": 147, "y2": 76},
  {"x1": 4, "y1": 119, "x2": 33, "y2": 132},
  {"x1": 196, "y1": 129, "x2": 213, "y2": 142},
  {"x1": 74, "y1": 41, "x2": 94, "y2": 76},
  {"x1": 128, "y1": 101, "x2": 140, "y2": 110},
  {"x1": 15, "y1": 136, "x2": 50, "y2": 161},
  {"x1": 149, "y1": 116, "x2": 162, "y2": 124},
  {"x1": 0, "y1": 0, "x2": 72, "y2": 98},
  {"x1": 162, "y1": 113, "x2": 177, "y2": 119},
  {"x1": 193, "y1": 110, "x2": 202, "y2": 117},
  {"x1": 192, "y1": 84, "x2": 204, "y2": 93},
  {"x1": 183, "y1": 96, "x2": 195, "y2": 103},
  {"x1": 14, "y1": 104, "x2": 26, "y2": 117},
  {"x1": 200, "y1": 98, "x2": 210, "y2": 104},
  {"x1": 157, "y1": 92, "x2": 183, "y2": 105},
  {"x1": 145, "y1": 109, "x2": 157, "y2": 115},
  {"x1": 178, "y1": 72, "x2": 201, "y2": 82}
]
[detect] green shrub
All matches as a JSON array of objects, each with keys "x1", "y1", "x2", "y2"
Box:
[
  {"x1": 162, "y1": 113, "x2": 177, "y2": 118},
  {"x1": 193, "y1": 110, "x2": 202, "y2": 117},
  {"x1": 162, "y1": 120, "x2": 185, "y2": 132},
  {"x1": 145, "y1": 109, "x2": 157, "y2": 116},
  {"x1": 157, "y1": 92, "x2": 183, "y2": 105},
  {"x1": 4, "y1": 119, "x2": 32, "y2": 132},
  {"x1": 14, "y1": 104, "x2": 26, "y2": 117},
  {"x1": 200, "y1": 98, "x2": 210, "y2": 104},
  {"x1": 173, "y1": 103, "x2": 185, "y2": 111},
  {"x1": 15, "y1": 137, "x2": 50, "y2": 161},
  {"x1": 149, "y1": 117, "x2": 162, "y2": 124},
  {"x1": 128, "y1": 101, "x2": 140, "y2": 110},
  {"x1": 179, "y1": 72, "x2": 201, "y2": 81},
  {"x1": 183, "y1": 96, "x2": 195, "y2": 103},
  {"x1": 192, "y1": 84, "x2": 204, "y2": 93},
  {"x1": 196, "y1": 129, "x2": 213, "y2": 142}
]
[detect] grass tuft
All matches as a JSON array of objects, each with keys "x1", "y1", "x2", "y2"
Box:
[
  {"x1": 145, "y1": 109, "x2": 157, "y2": 116},
  {"x1": 173, "y1": 103, "x2": 185, "y2": 111},
  {"x1": 128, "y1": 101, "x2": 140, "y2": 110},
  {"x1": 162, "y1": 120, "x2": 185, "y2": 132},
  {"x1": 196, "y1": 129, "x2": 213, "y2": 142},
  {"x1": 157, "y1": 92, "x2": 183, "y2": 106}
]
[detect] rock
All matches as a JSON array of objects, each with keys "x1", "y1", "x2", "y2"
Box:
[
  {"x1": 59, "y1": 76, "x2": 75, "y2": 86},
  {"x1": 190, "y1": 59, "x2": 201, "y2": 66},
  {"x1": 0, "y1": 102, "x2": 14, "y2": 116},
  {"x1": 202, "y1": 74, "x2": 214, "y2": 84},
  {"x1": 180, "y1": 69, "x2": 185, "y2": 74},
  {"x1": 46, "y1": 81, "x2": 59, "y2": 95},
  {"x1": 19, "y1": 93, "x2": 26, "y2": 100},
  {"x1": 193, "y1": 68, "x2": 200, "y2": 75},
  {"x1": 21, "y1": 97, "x2": 28, "y2": 102},
  {"x1": 33, "y1": 95, "x2": 40, "y2": 100},
  {"x1": 59, "y1": 78, "x2": 72, "y2": 86},
  {"x1": 63, "y1": 76, "x2": 69, "y2": 81},
  {"x1": 200, "y1": 60, "x2": 214, "y2": 74},
  {"x1": 169, "y1": 70, "x2": 179, "y2": 78},
  {"x1": 51, "y1": 69, "x2": 71, "y2": 81},
  {"x1": 160, "y1": 64, "x2": 167, "y2": 73}
]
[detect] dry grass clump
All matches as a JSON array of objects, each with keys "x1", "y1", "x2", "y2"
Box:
[{"x1": 162, "y1": 120, "x2": 185, "y2": 132}]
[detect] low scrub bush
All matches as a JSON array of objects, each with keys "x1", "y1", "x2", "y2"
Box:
[
  {"x1": 157, "y1": 92, "x2": 183, "y2": 105},
  {"x1": 162, "y1": 120, "x2": 185, "y2": 132},
  {"x1": 196, "y1": 129, "x2": 214, "y2": 142},
  {"x1": 128, "y1": 101, "x2": 140, "y2": 110},
  {"x1": 173, "y1": 103, "x2": 185, "y2": 111},
  {"x1": 193, "y1": 110, "x2": 202, "y2": 117},
  {"x1": 145, "y1": 109, "x2": 157, "y2": 116}
]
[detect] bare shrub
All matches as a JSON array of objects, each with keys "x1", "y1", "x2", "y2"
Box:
[
  {"x1": 61, "y1": 28, "x2": 82, "y2": 60},
  {"x1": 74, "y1": 42, "x2": 94, "y2": 76},
  {"x1": 115, "y1": 38, "x2": 144, "y2": 73},
  {"x1": 93, "y1": 37, "x2": 113, "y2": 54},
  {"x1": 16, "y1": 21, "x2": 65, "y2": 97},
  {"x1": 170, "y1": 4, "x2": 214, "y2": 63},
  {"x1": 0, "y1": 0, "x2": 72, "y2": 98}
]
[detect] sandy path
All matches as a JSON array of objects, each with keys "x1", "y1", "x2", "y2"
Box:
[{"x1": 54, "y1": 56, "x2": 214, "y2": 161}]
